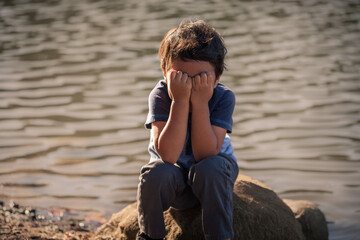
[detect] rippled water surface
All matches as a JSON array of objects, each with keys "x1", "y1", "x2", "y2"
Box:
[{"x1": 0, "y1": 0, "x2": 359, "y2": 238}]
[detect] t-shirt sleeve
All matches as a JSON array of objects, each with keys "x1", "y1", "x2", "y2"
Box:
[
  {"x1": 210, "y1": 90, "x2": 235, "y2": 133},
  {"x1": 145, "y1": 82, "x2": 171, "y2": 129}
]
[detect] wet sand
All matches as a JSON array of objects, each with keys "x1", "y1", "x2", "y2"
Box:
[{"x1": 0, "y1": 0, "x2": 359, "y2": 239}]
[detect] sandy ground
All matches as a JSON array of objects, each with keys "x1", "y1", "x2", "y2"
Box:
[{"x1": 0, "y1": 201, "x2": 95, "y2": 240}]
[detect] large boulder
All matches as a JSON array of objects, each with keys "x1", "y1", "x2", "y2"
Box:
[{"x1": 94, "y1": 174, "x2": 328, "y2": 240}]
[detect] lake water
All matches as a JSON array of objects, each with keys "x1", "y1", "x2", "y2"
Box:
[{"x1": 0, "y1": 0, "x2": 359, "y2": 239}]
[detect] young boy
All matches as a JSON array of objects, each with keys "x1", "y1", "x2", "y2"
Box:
[{"x1": 137, "y1": 19, "x2": 239, "y2": 240}]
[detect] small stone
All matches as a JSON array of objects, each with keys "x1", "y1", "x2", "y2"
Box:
[
  {"x1": 9, "y1": 201, "x2": 19, "y2": 209},
  {"x1": 25, "y1": 208, "x2": 37, "y2": 220}
]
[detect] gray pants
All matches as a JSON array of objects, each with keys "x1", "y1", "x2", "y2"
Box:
[{"x1": 137, "y1": 153, "x2": 239, "y2": 240}]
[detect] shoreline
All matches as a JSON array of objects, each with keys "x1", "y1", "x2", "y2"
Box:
[{"x1": 0, "y1": 200, "x2": 105, "y2": 240}]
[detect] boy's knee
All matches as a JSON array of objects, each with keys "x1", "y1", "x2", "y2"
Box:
[
  {"x1": 191, "y1": 155, "x2": 226, "y2": 181},
  {"x1": 140, "y1": 160, "x2": 182, "y2": 186}
]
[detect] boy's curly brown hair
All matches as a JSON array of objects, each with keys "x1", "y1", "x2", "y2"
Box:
[{"x1": 159, "y1": 19, "x2": 227, "y2": 79}]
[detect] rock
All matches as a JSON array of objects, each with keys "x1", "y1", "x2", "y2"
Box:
[
  {"x1": 231, "y1": 175, "x2": 305, "y2": 240},
  {"x1": 94, "y1": 174, "x2": 328, "y2": 240},
  {"x1": 283, "y1": 199, "x2": 328, "y2": 240},
  {"x1": 94, "y1": 202, "x2": 139, "y2": 239}
]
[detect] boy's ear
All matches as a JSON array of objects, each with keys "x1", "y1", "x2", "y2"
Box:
[
  {"x1": 214, "y1": 74, "x2": 221, "y2": 88},
  {"x1": 162, "y1": 69, "x2": 167, "y2": 83}
]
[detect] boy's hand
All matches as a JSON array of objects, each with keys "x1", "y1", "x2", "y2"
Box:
[
  {"x1": 167, "y1": 70, "x2": 192, "y2": 102},
  {"x1": 190, "y1": 72, "x2": 215, "y2": 105}
]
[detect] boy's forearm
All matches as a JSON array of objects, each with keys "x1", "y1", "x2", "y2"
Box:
[
  {"x1": 156, "y1": 100, "x2": 189, "y2": 164},
  {"x1": 191, "y1": 102, "x2": 219, "y2": 162}
]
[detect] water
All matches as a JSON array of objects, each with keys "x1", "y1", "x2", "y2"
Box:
[{"x1": 0, "y1": 0, "x2": 359, "y2": 238}]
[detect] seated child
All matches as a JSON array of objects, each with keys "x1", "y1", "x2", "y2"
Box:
[{"x1": 137, "y1": 19, "x2": 239, "y2": 240}]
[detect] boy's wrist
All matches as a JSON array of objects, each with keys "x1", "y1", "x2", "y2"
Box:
[
  {"x1": 190, "y1": 93, "x2": 209, "y2": 105},
  {"x1": 172, "y1": 98, "x2": 190, "y2": 107},
  {"x1": 190, "y1": 100, "x2": 208, "y2": 110}
]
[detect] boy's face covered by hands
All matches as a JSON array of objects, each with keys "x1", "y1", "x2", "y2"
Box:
[{"x1": 165, "y1": 59, "x2": 220, "y2": 104}]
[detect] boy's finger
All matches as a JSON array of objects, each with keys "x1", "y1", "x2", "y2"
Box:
[
  {"x1": 174, "y1": 71, "x2": 183, "y2": 81},
  {"x1": 181, "y1": 72, "x2": 188, "y2": 82},
  {"x1": 200, "y1": 72, "x2": 207, "y2": 85},
  {"x1": 206, "y1": 72, "x2": 213, "y2": 85},
  {"x1": 169, "y1": 70, "x2": 177, "y2": 81},
  {"x1": 193, "y1": 75, "x2": 201, "y2": 87},
  {"x1": 186, "y1": 77, "x2": 192, "y2": 87}
]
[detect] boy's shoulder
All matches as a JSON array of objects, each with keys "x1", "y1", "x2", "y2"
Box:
[
  {"x1": 216, "y1": 82, "x2": 233, "y2": 93},
  {"x1": 150, "y1": 79, "x2": 166, "y2": 92},
  {"x1": 208, "y1": 82, "x2": 235, "y2": 112},
  {"x1": 148, "y1": 79, "x2": 171, "y2": 103},
  {"x1": 213, "y1": 83, "x2": 235, "y2": 101},
  {"x1": 149, "y1": 79, "x2": 167, "y2": 95}
]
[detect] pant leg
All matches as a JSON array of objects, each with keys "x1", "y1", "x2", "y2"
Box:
[
  {"x1": 137, "y1": 160, "x2": 190, "y2": 239},
  {"x1": 188, "y1": 154, "x2": 239, "y2": 240}
]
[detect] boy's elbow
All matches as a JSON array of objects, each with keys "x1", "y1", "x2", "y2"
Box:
[
  {"x1": 159, "y1": 153, "x2": 178, "y2": 164},
  {"x1": 215, "y1": 145, "x2": 222, "y2": 155},
  {"x1": 163, "y1": 157, "x2": 177, "y2": 164},
  {"x1": 209, "y1": 143, "x2": 222, "y2": 157},
  {"x1": 196, "y1": 141, "x2": 222, "y2": 161},
  {"x1": 155, "y1": 147, "x2": 178, "y2": 164},
  {"x1": 194, "y1": 149, "x2": 220, "y2": 162}
]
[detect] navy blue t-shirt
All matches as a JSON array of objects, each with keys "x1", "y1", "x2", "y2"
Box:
[{"x1": 145, "y1": 79, "x2": 236, "y2": 169}]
